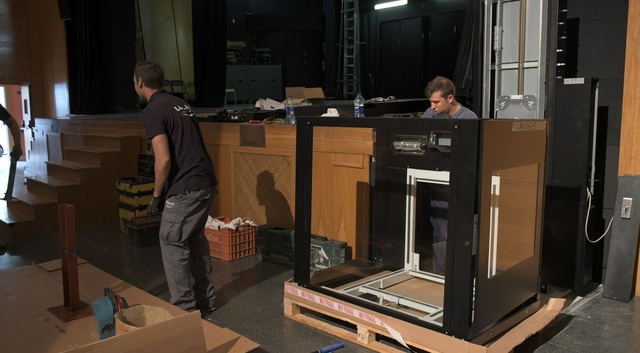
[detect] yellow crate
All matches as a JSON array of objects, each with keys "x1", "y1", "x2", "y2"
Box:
[
  {"x1": 116, "y1": 177, "x2": 154, "y2": 195},
  {"x1": 117, "y1": 189, "x2": 154, "y2": 207},
  {"x1": 118, "y1": 202, "x2": 148, "y2": 233}
]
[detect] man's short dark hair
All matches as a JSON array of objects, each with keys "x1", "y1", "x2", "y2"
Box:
[
  {"x1": 425, "y1": 76, "x2": 456, "y2": 98},
  {"x1": 134, "y1": 61, "x2": 164, "y2": 90}
]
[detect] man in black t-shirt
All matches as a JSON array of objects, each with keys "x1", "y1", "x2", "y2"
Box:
[{"x1": 134, "y1": 61, "x2": 217, "y2": 317}]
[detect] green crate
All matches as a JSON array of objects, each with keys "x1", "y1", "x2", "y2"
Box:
[
  {"x1": 310, "y1": 238, "x2": 347, "y2": 272},
  {"x1": 256, "y1": 226, "x2": 295, "y2": 267}
]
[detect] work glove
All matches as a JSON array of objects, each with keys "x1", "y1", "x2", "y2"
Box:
[
  {"x1": 147, "y1": 196, "x2": 164, "y2": 216},
  {"x1": 10, "y1": 146, "x2": 22, "y2": 160}
]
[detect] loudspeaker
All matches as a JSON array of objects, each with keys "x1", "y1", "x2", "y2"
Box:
[{"x1": 58, "y1": 0, "x2": 72, "y2": 21}]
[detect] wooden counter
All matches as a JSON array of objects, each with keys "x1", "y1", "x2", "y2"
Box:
[{"x1": 28, "y1": 118, "x2": 374, "y2": 255}]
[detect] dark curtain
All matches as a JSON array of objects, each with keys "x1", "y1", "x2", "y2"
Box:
[
  {"x1": 66, "y1": 0, "x2": 138, "y2": 114},
  {"x1": 192, "y1": 0, "x2": 227, "y2": 107}
]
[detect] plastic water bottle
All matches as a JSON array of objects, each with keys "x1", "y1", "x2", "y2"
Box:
[
  {"x1": 354, "y1": 93, "x2": 365, "y2": 117},
  {"x1": 285, "y1": 96, "x2": 296, "y2": 124}
]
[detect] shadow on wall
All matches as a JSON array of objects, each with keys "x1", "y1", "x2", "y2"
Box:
[{"x1": 256, "y1": 170, "x2": 294, "y2": 229}]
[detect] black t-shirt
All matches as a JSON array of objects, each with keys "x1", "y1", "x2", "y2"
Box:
[
  {"x1": 0, "y1": 104, "x2": 11, "y2": 124},
  {"x1": 142, "y1": 91, "x2": 217, "y2": 197}
]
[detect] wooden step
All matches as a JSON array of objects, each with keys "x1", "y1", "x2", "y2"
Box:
[
  {"x1": 12, "y1": 187, "x2": 58, "y2": 206},
  {"x1": 63, "y1": 145, "x2": 120, "y2": 166},
  {"x1": 62, "y1": 132, "x2": 140, "y2": 150},
  {"x1": 46, "y1": 160, "x2": 101, "y2": 183},
  {"x1": 0, "y1": 199, "x2": 60, "y2": 238},
  {"x1": 0, "y1": 199, "x2": 35, "y2": 225},
  {"x1": 26, "y1": 175, "x2": 80, "y2": 201}
]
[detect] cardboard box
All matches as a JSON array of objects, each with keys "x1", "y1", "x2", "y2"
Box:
[
  {"x1": 285, "y1": 86, "x2": 325, "y2": 105},
  {"x1": 114, "y1": 305, "x2": 173, "y2": 335},
  {"x1": 0, "y1": 262, "x2": 259, "y2": 353},
  {"x1": 66, "y1": 311, "x2": 206, "y2": 353}
]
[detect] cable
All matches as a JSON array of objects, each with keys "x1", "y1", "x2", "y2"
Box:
[{"x1": 584, "y1": 187, "x2": 613, "y2": 243}]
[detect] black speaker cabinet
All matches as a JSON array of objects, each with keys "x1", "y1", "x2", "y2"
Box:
[{"x1": 542, "y1": 77, "x2": 603, "y2": 294}]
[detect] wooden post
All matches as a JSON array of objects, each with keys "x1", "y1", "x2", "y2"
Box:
[{"x1": 47, "y1": 204, "x2": 92, "y2": 322}]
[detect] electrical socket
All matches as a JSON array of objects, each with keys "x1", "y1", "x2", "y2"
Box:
[{"x1": 621, "y1": 197, "x2": 633, "y2": 219}]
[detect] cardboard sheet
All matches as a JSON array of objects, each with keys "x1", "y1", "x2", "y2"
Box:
[
  {"x1": 39, "y1": 257, "x2": 88, "y2": 272},
  {"x1": 0, "y1": 263, "x2": 259, "y2": 353}
]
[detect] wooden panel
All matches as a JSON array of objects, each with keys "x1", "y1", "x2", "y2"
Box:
[
  {"x1": 313, "y1": 127, "x2": 374, "y2": 155},
  {"x1": 0, "y1": 0, "x2": 31, "y2": 84},
  {"x1": 231, "y1": 147, "x2": 295, "y2": 229},
  {"x1": 620, "y1": 0, "x2": 640, "y2": 175},
  {"x1": 621, "y1": 0, "x2": 640, "y2": 297},
  {"x1": 311, "y1": 151, "x2": 370, "y2": 255},
  {"x1": 0, "y1": 0, "x2": 67, "y2": 118}
]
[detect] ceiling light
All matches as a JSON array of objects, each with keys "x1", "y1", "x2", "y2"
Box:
[{"x1": 374, "y1": 0, "x2": 408, "y2": 10}]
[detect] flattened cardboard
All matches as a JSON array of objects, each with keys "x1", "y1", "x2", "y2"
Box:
[
  {"x1": 62, "y1": 311, "x2": 206, "y2": 353},
  {"x1": 39, "y1": 257, "x2": 88, "y2": 271},
  {"x1": 0, "y1": 263, "x2": 259, "y2": 353},
  {"x1": 285, "y1": 87, "x2": 325, "y2": 105}
]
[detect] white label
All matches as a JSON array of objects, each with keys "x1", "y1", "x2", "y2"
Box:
[{"x1": 563, "y1": 78, "x2": 585, "y2": 85}]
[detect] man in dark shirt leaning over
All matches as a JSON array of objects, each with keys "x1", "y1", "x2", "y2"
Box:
[
  {"x1": 0, "y1": 103, "x2": 23, "y2": 248},
  {"x1": 133, "y1": 61, "x2": 218, "y2": 318}
]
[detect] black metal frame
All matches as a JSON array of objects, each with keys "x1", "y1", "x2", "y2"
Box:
[{"x1": 293, "y1": 116, "x2": 546, "y2": 343}]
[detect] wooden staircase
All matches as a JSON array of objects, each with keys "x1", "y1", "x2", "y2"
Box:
[{"x1": 0, "y1": 132, "x2": 142, "y2": 239}]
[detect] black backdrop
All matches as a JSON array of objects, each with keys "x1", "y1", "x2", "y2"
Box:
[
  {"x1": 192, "y1": 0, "x2": 227, "y2": 107},
  {"x1": 64, "y1": 0, "x2": 227, "y2": 114},
  {"x1": 65, "y1": 0, "x2": 138, "y2": 115}
]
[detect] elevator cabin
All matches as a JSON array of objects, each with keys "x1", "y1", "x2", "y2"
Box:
[{"x1": 294, "y1": 117, "x2": 548, "y2": 343}]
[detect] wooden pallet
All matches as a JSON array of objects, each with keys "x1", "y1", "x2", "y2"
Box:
[
  {"x1": 284, "y1": 296, "x2": 415, "y2": 353},
  {"x1": 283, "y1": 281, "x2": 564, "y2": 353}
]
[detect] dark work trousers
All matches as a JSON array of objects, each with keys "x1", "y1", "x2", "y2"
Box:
[{"x1": 159, "y1": 186, "x2": 215, "y2": 312}]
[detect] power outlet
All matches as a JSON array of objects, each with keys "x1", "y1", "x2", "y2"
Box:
[{"x1": 621, "y1": 197, "x2": 633, "y2": 219}]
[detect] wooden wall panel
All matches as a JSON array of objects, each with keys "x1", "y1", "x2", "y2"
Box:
[
  {"x1": 0, "y1": 1, "x2": 31, "y2": 84},
  {"x1": 619, "y1": 0, "x2": 640, "y2": 175},
  {"x1": 0, "y1": 0, "x2": 67, "y2": 118},
  {"x1": 619, "y1": 0, "x2": 640, "y2": 296}
]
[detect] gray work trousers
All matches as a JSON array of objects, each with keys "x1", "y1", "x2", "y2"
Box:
[{"x1": 159, "y1": 186, "x2": 215, "y2": 312}]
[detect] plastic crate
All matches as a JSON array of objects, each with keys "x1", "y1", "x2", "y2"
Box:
[
  {"x1": 256, "y1": 225, "x2": 294, "y2": 267},
  {"x1": 204, "y1": 217, "x2": 256, "y2": 261},
  {"x1": 118, "y1": 202, "x2": 148, "y2": 233},
  {"x1": 117, "y1": 188, "x2": 154, "y2": 207},
  {"x1": 127, "y1": 216, "x2": 161, "y2": 247},
  {"x1": 116, "y1": 177, "x2": 154, "y2": 195}
]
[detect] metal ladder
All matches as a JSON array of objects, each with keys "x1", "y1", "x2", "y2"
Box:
[{"x1": 337, "y1": 0, "x2": 360, "y2": 99}]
